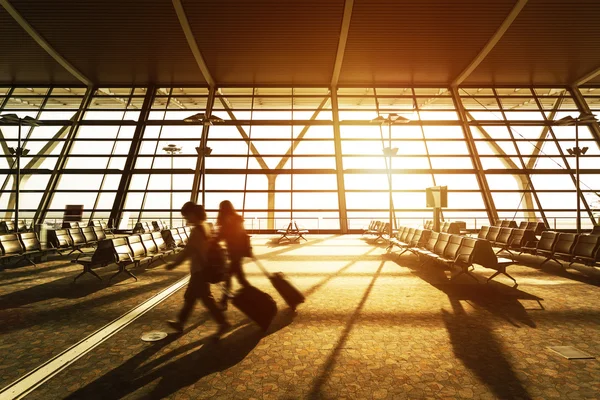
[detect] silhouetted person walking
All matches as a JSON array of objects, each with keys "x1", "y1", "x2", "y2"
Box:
[
  {"x1": 166, "y1": 202, "x2": 230, "y2": 337},
  {"x1": 216, "y1": 200, "x2": 252, "y2": 309}
]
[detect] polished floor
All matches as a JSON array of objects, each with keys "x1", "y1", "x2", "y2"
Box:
[{"x1": 1, "y1": 234, "x2": 600, "y2": 399}]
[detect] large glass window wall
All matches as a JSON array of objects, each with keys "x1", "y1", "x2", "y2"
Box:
[{"x1": 1, "y1": 85, "x2": 598, "y2": 231}]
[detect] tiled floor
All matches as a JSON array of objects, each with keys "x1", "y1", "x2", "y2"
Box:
[{"x1": 2, "y1": 235, "x2": 600, "y2": 399}]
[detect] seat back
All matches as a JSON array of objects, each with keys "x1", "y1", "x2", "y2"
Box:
[
  {"x1": 81, "y1": 226, "x2": 98, "y2": 244},
  {"x1": 133, "y1": 222, "x2": 146, "y2": 234},
  {"x1": 1, "y1": 220, "x2": 15, "y2": 233},
  {"x1": 477, "y1": 226, "x2": 490, "y2": 239},
  {"x1": 93, "y1": 226, "x2": 107, "y2": 241},
  {"x1": 140, "y1": 233, "x2": 158, "y2": 254},
  {"x1": 111, "y1": 237, "x2": 134, "y2": 263},
  {"x1": 48, "y1": 229, "x2": 73, "y2": 248},
  {"x1": 126, "y1": 234, "x2": 147, "y2": 258},
  {"x1": 143, "y1": 222, "x2": 153, "y2": 232},
  {"x1": 19, "y1": 232, "x2": 42, "y2": 252},
  {"x1": 403, "y1": 228, "x2": 415, "y2": 244},
  {"x1": 472, "y1": 239, "x2": 498, "y2": 270},
  {"x1": 169, "y1": 229, "x2": 183, "y2": 247},
  {"x1": 0, "y1": 234, "x2": 24, "y2": 255},
  {"x1": 495, "y1": 228, "x2": 513, "y2": 246},
  {"x1": 554, "y1": 233, "x2": 578, "y2": 255},
  {"x1": 68, "y1": 228, "x2": 86, "y2": 246},
  {"x1": 508, "y1": 228, "x2": 535, "y2": 249},
  {"x1": 485, "y1": 226, "x2": 501, "y2": 243},
  {"x1": 91, "y1": 239, "x2": 118, "y2": 264},
  {"x1": 409, "y1": 229, "x2": 423, "y2": 247},
  {"x1": 536, "y1": 231, "x2": 558, "y2": 251},
  {"x1": 62, "y1": 221, "x2": 80, "y2": 229},
  {"x1": 455, "y1": 237, "x2": 478, "y2": 266},
  {"x1": 424, "y1": 231, "x2": 439, "y2": 252},
  {"x1": 152, "y1": 220, "x2": 164, "y2": 231},
  {"x1": 18, "y1": 220, "x2": 29, "y2": 231},
  {"x1": 396, "y1": 227, "x2": 408, "y2": 242},
  {"x1": 518, "y1": 221, "x2": 528, "y2": 229},
  {"x1": 433, "y1": 233, "x2": 451, "y2": 256},
  {"x1": 571, "y1": 235, "x2": 600, "y2": 259},
  {"x1": 418, "y1": 229, "x2": 431, "y2": 247},
  {"x1": 152, "y1": 231, "x2": 169, "y2": 251},
  {"x1": 443, "y1": 235, "x2": 463, "y2": 259},
  {"x1": 184, "y1": 226, "x2": 191, "y2": 237},
  {"x1": 534, "y1": 222, "x2": 547, "y2": 235},
  {"x1": 440, "y1": 221, "x2": 450, "y2": 233},
  {"x1": 177, "y1": 227, "x2": 189, "y2": 245},
  {"x1": 394, "y1": 227, "x2": 405, "y2": 241}
]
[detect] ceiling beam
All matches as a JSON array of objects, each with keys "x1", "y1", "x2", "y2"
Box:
[
  {"x1": 172, "y1": 0, "x2": 215, "y2": 88},
  {"x1": 574, "y1": 66, "x2": 600, "y2": 87},
  {"x1": 451, "y1": 0, "x2": 528, "y2": 87},
  {"x1": 0, "y1": 0, "x2": 92, "y2": 87},
  {"x1": 330, "y1": 0, "x2": 354, "y2": 88}
]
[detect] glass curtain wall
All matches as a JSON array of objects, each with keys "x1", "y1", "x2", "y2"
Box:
[{"x1": 0, "y1": 85, "x2": 598, "y2": 231}]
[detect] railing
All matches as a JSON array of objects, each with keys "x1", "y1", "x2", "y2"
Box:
[{"x1": 8, "y1": 215, "x2": 600, "y2": 235}]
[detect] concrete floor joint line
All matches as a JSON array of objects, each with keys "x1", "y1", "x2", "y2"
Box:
[{"x1": 0, "y1": 275, "x2": 191, "y2": 400}]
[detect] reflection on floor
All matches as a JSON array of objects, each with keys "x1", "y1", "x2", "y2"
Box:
[{"x1": 1, "y1": 234, "x2": 599, "y2": 399}]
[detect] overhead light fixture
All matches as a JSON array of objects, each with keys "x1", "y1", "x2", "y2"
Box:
[
  {"x1": 0, "y1": 113, "x2": 41, "y2": 232},
  {"x1": 558, "y1": 112, "x2": 597, "y2": 234},
  {"x1": 369, "y1": 113, "x2": 411, "y2": 239}
]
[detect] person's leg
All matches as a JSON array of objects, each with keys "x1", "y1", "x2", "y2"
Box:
[
  {"x1": 167, "y1": 275, "x2": 199, "y2": 332},
  {"x1": 198, "y1": 279, "x2": 226, "y2": 325},
  {"x1": 230, "y1": 256, "x2": 250, "y2": 288},
  {"x1": 198, "y1": 279, "x2": 230, "y2": 335}
]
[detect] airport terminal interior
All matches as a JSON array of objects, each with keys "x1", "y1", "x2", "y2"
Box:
[{"x1": 1, "y1": 0, "x2": 600, "y2": 399}]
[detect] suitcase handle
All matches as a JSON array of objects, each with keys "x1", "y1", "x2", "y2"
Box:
[{"x1": 251, "y1": 256, "x2": 273, "y2": 278}]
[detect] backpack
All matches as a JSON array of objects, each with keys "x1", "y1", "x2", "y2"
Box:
[{"x1": 204, "y1": 239, "x2": 227, "y2": 283}]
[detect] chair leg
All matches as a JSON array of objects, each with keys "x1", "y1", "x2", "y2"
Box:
[
  {"x1": 24, "y1": 256, "x2": 36, "y2": 267},
  {"x1": 452, "y1": 267, "x2": 479, "y2": 283},
  {"x1": 125, "y1": 268, "x2": 138, "y2": 281},
  {"x1": 486, "y1": 270, "x2": 518, "y2": 288},
  {"x1": 88, "y1": 268, "x2": 102, "y2": 281},
  {"x1": 73, "y1": 266, "x2": 102, "y2": 283}
]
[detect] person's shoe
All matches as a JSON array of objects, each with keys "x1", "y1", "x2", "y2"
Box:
[
  {"x1": 166, "y1": 320, "x2": 184, "y2": 333},
  {"x1": 215, "y1": 321, "x2": 231, "y2": 337}
]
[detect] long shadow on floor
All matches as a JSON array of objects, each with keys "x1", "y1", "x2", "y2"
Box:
[
  {"x1": 307, "y1": 260, "x2": 385, "y2": 399},
  {"x1": 390, "y1": 253, "x2": 535, "y2": 399},
  {"x1": 65, "y1": 310, "x2": 296, "y2": 400},
  {"x1": 0, "y1": 263, "x2": 177, "y2": 311},
  {"x1": 443, "y1": 299, "x2": 532, "y2": 400}
]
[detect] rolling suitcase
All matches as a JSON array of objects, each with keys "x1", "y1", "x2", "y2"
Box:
[
  {"x1": 254, "y1": 257, "x2": 305, "y2": 311},
  {"x1": 231, "y1": 285, "x2": 277, "y2": 331}
]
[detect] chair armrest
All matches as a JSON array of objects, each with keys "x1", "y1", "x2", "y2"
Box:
[{"x1": 116, "y1": 251, "x2": 135, "y2": 263}]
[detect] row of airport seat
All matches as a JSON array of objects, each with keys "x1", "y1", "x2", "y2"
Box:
[
  {"x1": 0, "y1": 220, "x2": 32, "y2": 234},
  {"x1": 521, "y1": 231, "x2": 600, "y2": 269},
  {"x1": 47, "y1": 226, "x2": 110, "y2": 255},
  {"x1": 492, "y1": 220, "x2": 547, "y2": 235},
  {"x1": 362, "y1": 220, "x2": 463, "y2": 241},
  {"x1": 476, "y1": 226, "x2": 538, "y2": 258},
  {"x1": 0, "y1": 232, "x2": 51, "y2": 267},
  {"x1": 71, "y1": 226, "x2": 191, "y2": 283},
  {"x1": 422, "y1": 220, "x2": 463, "y2": 234},
  {"x1": 0, "y1": 225, "x2": 116, "y2": 268},
  {"x1": 362, "y1": 221, "x2": 391, "y2": 241},
  {"x1": 388, "y1": 225, "x2": 517, "y2": 286}
]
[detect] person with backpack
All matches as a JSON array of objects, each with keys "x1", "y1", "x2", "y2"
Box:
[
  {"x1": 216, "y1": 200, "x2": 252, "y2": 309},
  {"x1": 165, "y1": 201, "x2": 230, "y2": 337}
]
